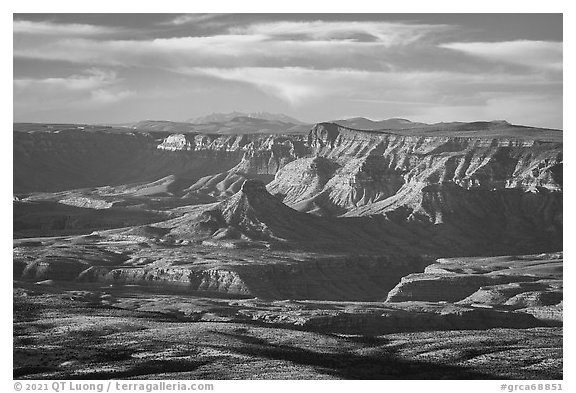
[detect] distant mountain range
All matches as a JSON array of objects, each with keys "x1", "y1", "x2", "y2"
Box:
[
  {"x1": 187, "y1": 111, "x2": 306, "y2": 125},
  {"x1": 334, "y1": 117, "x2": 430, "y2": 130},
  {"x1": 132, "y1": 116, "x2": 311, "y2": 135},
  {"x1": 15, "y1": 113, "x2": 562, "y2": 142},
  {"x1": 332, "y1": 118, "x2": 562, "y2": 141}
]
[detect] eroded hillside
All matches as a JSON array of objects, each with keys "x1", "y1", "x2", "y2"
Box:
[
  {"x1": 14, "y1": 121, "x2": 562, "y2": 252},
  {"x1": 13, "y1": 120, "x2": 563, "y2": 379}
]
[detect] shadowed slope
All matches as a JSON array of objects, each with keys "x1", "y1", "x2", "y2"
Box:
[
  {"x1": 170, "y1": 179, "x2": 421, "y2": 253},
  {"x1": 162, "y1": 178, "x2": 561, "y2": 257}
]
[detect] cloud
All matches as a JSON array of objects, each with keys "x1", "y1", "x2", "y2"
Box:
[
  {"x1": 187, "y1": 66, "x2": 560, "y2": 105},
  {"x1": 230, "y1": 20, "x2": 450, "y2": 45},
  {"x1": 14, "y1": 68, "x2": 132, "y2": 110},
  {"x1": 12, "y1": 16, "x2": 563, "y2": 128},
  {"x1": 189, "y1": 67, "x2": 364, "y2": 103},
  {"x1": 90, "y1": 89, "x2": 133, "y2": 104},
  {"x1": 439, "y1": 40, "x2": 562, "y2": 71},
  {"x1": 12, "y1": 19, "x2": 450, "y2": 72},
  {"x1": 12, "y1": 34, "x2": 395, "y2": 70},
  {"x1": 162, "y1": 14, "x2": 226, "y2": 26},
  {"x1": 13, "y1": 20, "x2": 119, "y2": 36},
  {"x1": 14, "y1": 68, "x2": 118, "y2": 91}
]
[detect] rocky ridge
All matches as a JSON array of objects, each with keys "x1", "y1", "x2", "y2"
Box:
[
  {"x1": 13, "y1": 120, "x2": 563, "y2": 301},
  {"x1": 386, "y1": 253, "x2": 562, "y2": 323},
  {"x1": 13, "y1": 118, "x2": 564, "y2": 380}
]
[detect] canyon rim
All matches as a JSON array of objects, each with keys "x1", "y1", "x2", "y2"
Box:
[{"x1": 13, "y1": 13, "x2": 563, "y2": 382}]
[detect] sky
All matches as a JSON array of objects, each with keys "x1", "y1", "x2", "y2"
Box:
[{"x1": 13, "y1": 14, "x2": 563, "y2": 128}]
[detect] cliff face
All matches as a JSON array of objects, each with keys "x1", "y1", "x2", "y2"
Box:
[
  {"x1": 167, "y1": 179, "x2": 430, "y2": 253},
  {"x1": 270, "y1": 123, "x2": 562, "y2": 211},
  {"x1": 14, "y1": 121, "x2": 562, "y2": 254},
  {"x1": 14, "y1": 130, "x2": 306, "y2": 194},
  {"x1": 13, "y1": 241, "x2": 425, "y2": 301},
  {"x1": 17, "y1": 122, "x2": 561, "y2": 203},
  {"x1": 12, "y1": 121, "x2": 564, "y2": 307},
  {"x1": 182, "y1": 134, "x2": 307, "y2": 198},
  {"x1": 385, "y1": 253, "x2": 563, "y2": 323},
  {"x1": 267, "y1": 123, "x2": 562, "y2": 251}
]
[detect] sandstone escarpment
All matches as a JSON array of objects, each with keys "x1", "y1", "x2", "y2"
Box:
[
  {"x1": 15, "y1": 122, "x2": 562, "y2": 241},
  {"x1": 166, "y1": 179, "x2": 444, "y2": 254},
  {"x1": 14, "y1": 239, "x2": 426, "y2": 301},
  {"x1": 14, "y1": 129, "x2": 306, "y2": 195},
  {"x1": 184, "y1": 136, "x2": 307, "y2": 198},
  {"x1": 385, "y1": 273, "x2": 541, "y2": 303},
  {"x1": 14, "y1": 131, "x2": 244, "y2": 193},
  {"x1": 102, "y1": 267, "x2": 253, "y2": 296},
  {"x1": 385, "y1": 253, "x2": 562, "y2": 323},
  {"x1": 156, "y1": 134, "x2": 195, "y2": 151},
  {"x1": 272, "y1": 123, "x2": 562, "y2": 215},
  {"x1": 163, "y1": 171, "x2": 560, "y2": 257},
  {"x1": 265, "y1": 123, "x2": 562, "y2": 253},
  {"x1": 75, "y1": 255, "x2": 421, "y2": 301},
  {"x1": 13, "y1": 121, "x2": 563, "y2": 304}
]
